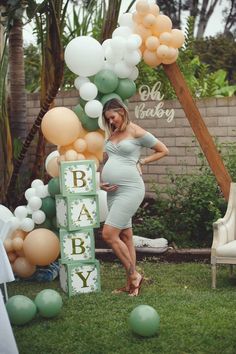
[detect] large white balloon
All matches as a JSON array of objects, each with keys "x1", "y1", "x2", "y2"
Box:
[
  {"x1": 0, "y1": 205, "x2": 14, "y2": 222},
  {"x1": 85, "y1": 100, "x2": 103, "y2": 118},
  {"x1": 112, "y1": 26, "x2": 133, "y2": 38},
  {"x1": 124, "y1": 50, "x2": 141, "y2": 66},
  {"x1": 118, "y1": 13, "x2": 134, "y2": 29},
  {"x1": 65, "y1": 36, "x2": 105, "y2": 77},
  {"x1": 114, "y1": 60, "x2": 133, "y2": 79}
]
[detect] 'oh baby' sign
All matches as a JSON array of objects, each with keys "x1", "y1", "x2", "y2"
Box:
[{"x1": 135, "y1": 81, "x2": 175, "y2": 123}]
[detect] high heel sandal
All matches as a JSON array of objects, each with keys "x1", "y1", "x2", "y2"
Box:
[{"x1": 129, "y1": 276, "x2": 143, "y2": 296}]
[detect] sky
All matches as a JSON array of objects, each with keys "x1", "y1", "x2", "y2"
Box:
[{"x1": 23, "y1": 0, "x2": 226, "y2": 45}]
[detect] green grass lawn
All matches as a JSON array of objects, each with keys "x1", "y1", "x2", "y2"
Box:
[{"x1": 7, "y1": 261, "x2": 236, "y2": 354}]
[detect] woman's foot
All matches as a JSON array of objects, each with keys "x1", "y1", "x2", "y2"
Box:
[
  {"x1": 129, "y1": 273, "x2": 143, "y2": 297},
  {"x1": 112, "y1": 286, "x2": 129, "y2": 294}
]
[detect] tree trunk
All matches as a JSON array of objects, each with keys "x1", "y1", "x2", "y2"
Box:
[
  {"x1": 100, "y1": 0, "x2": 122, "y2": 42},
  {"x1": 196, "y1": 0, "x2": 220, "y2": 38}
]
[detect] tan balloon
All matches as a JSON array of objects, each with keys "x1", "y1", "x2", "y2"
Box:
[
  {"x1": 162, "y1": 51, "x2": 179, "y2": 64},
  {"x1": 58, "y1": 154, "x2": 66, "y2": 162},
  {"x1": 11, "y1": 229, "x2": 27, "y2": 240},
  {"x1": 73, "y1": 138, "x2": 87, "y2": 153},
  {"x1": 151, "y1": 15, "x2": 172, "y2": 36},
  {"x1": 13, "y1": 257, "x2": 36, "y2": 278},
  {"x1": 149, "y1": 3, "x2": 159, "y2": 16},
  {"x1": 84, "y1": 153, "x2": 99, "y2": 170},
  {"x1": 77, "y1": 153, "x2": 86, "y2": 160},
  {"x1": 4, "y1": 238, "x2": 13, "y2": 252},
  {"x1": 145, "y1": 36, "x2": 160, "y2": 51},
  {"x1": 143, "y1": 49, "x2": 162, "y2": 68},
  {"x1": 84, "y1": 132, "x2": 104, "y2": 154},
  {"x1": 136, "y1": 0, "x2": 150, "y2": 14},
  {"x1": 134, "y1": 23, "x2": 152, "y2": 41},
  {"x1": 170, "y1": 29, "x2": 185, "y2": 48},
  {"x1": 58, "y1": 144, "x2": 74, "y2": 154},
  {"x1": 7, "y1": 251, "x2": 17, "y2": 263},
  {"x1": 23, "y1": 228, "x2": 60, "y2": 266},
  {"x1": 65, "y1": 149, "x2": 78, "y2": 161},
  {"x1": 132, "y1": 11, "x2": 144, "y2": 25},
  {"x1": 46, "y1": 156, "x2": 59, "y2": 177},
  {"x1": 41, "y1": 107, "x2": 82, "y2": 146},
  {"x1": 12, "y1": 237, "x2": 24, "y2": 251},
  {"x1": 156, "y1": 44, "x2": 170, "y2": 59},
  {"x1": 159, "y1": 31, "x2": 173, "y2": 45},
  {"x1": 94, "y1": 149, "x2": 104, "y2": 162},
  {"x1": 143, "y1": 14, "x2": 157, "y2": 28}
]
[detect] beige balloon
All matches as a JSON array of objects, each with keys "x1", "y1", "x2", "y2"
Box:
[
  {"x1": 143, "y1": 14, "x2": 157, "y2": 28},
  {"x1": 84, "y1": 153, "x2": 100, "y2": 170},
  {"x1": 41, "y1": 107, "x2": 82, "y2": 146},
  {"x1": 136, "y1": 0, "x2": 150, "y2": 14},
  {"x1": 145, "y1": 36, "x2": 160, "y2": 51},
  {"x1": 134, "y1": 23, "x2": 152, "y2": 41},
  {"x1": 65, "y1": 149, "x2": 78, "y2": 161},
  {"x1": 151, "y1": 15, "x2": 172, "y2": 36},
  {"x1": 73, "y1": 138, "x2": 87, "y2": 153},
  {"x1": 170, "y1": 29, "x2": 185, "y2": 48},
  {"x1": 84, "y1": 132, "x2": 104, "y2": 154},
  {"x1": 149, "y1": 3, "x2": 159, "y2": 16},
  {"x1": 11, "y1": 229, "x2": 27, "y2": 240},
  {"x1": 7, "y1": 251, "x2": 17, "y2": 263},
  {"x1": 23, "y1": 228, "x2": 60, "y2": 266},
  {"x1": 4, "y1": 238, "x2": 13, "y2": 252},
  {"x1": 12, "y1": 237, "x2": 24, "y2": 251},
  {"x1": 132, "y1": 11, "x2": 144, "y2": 25},
  {"x1": 58, "y1": 144, "x2": 74, "y2": 155},
  {"x1": 143, "y1": 49, "x2": 162, "y2": 67},
  {"x1": 156, "y1": 44, "x2": 170, "y2": 59},
  {"x1": 77, "y1": 153, "x2": 86, "y2": 160},
  {"x1": 46, "y1": 156, "x2": 59, "y2": 177},
  {"x1": 159, "y1": 32, "x2": 173, "y2": 45},
  {"x1": 13, "y1": 257, "x2": 36, "y2": 278}
]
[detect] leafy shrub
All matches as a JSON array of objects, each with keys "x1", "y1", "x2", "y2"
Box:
[{"x1": 134, "y1": 143, "x2": 236, "y2": 248}]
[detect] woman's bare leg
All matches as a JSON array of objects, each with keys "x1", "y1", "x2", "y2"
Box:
[{"x1": 120, "y1": 228, "x2": 136, "y2": 290}]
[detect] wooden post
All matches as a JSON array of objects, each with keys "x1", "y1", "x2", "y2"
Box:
[{"x1": 163, "y1": 62, "x2": 232, "y2": 200}]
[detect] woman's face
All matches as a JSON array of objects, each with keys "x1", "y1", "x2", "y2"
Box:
[{"x1": 104, "y1": 109, "x2": 123, "y2": 130}]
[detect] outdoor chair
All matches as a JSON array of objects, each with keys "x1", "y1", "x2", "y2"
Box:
[{"x1": 211, "y1": 182, "x2": 236, "y2": 288}]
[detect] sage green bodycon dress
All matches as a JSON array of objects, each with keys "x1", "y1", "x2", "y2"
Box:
[{"x1": 102, "y1": 132, "x2": 158, "y2": 229}]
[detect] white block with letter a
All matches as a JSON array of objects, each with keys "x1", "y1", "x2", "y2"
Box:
[
  {"x1": 55, "y1": 194, "x2": 99, "y2": 231},
  {"x1": 59, "y1": 260, "x2": 101, "y2": 296},
  {"x1": 59, "y1": 160, "x2": 96, "y2": 196},
  {"x1": 59, "y1": 228, "x2": 95, "y2": 263}
]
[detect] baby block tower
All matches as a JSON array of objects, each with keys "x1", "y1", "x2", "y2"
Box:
[{"x1": 56, "y1": 160, "x2": 101, "y2": 296}]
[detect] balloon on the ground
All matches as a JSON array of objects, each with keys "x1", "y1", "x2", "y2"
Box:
[
  {"x1": 48, "y1": 177, "x2": 61, "y2": 197},
  {"x1": 41, "y1": 107, "x2": 82, "y2": 146},
  {"x1": 128, "y1": 305, "x2": 160, "y2": 337},
  {"x1": 6, "y1": 295, "x2": 37, "y2": 325},
  {"x1": 35, "y1": 289, "x2": 63, "y2": 318},
  {"x1": 23, "y1": 228, "x2": 60, "y2": 266},
  {"x1": 65, "y1": 36, "x2": 105, "y2": 77},
  {"x1": 12, "y1": 256, "x2": 36, "y2": 278}
]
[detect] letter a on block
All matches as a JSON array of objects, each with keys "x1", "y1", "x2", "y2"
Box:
[
  {"x1": 78, "y1": 204, "x2": 93, "y2": 221},
  {"x1": 75, "y1": 270, "x2": 93, "y2": 288}
]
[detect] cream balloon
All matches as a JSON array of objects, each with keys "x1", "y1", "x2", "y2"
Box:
[
  {"x1": 13, "y1": 257, "x2": 36, "y2": 278},
  {"x1": 41, "y1": 107, "x2": 82, "y2": 146},
  {"x1": 65, "y1": 149, "x2": 78, "y2": 161},
  {"x1": 145, "y1": 36, "x2": 160, "y2": 51},
  {"x1": 84, "y1": 132, "x2": 105, "y2": 154},
  {"x1": 143, "y1": 49, "x2": 161, "y2": 67},
  {"x1": 73, "y1": 138, "x2": 87, "y2": 153},
  {"x1": 170, "y1": 29, "x2": 185, "y2": 48},
  {"x1": 152, "y1": 15, "x2": 172, "y2": 36}
]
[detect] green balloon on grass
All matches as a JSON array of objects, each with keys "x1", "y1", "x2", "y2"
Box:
[
  {"x1": 41, "y1": 196, "x2": 56, "y2": 218},
  {"x1": 35, "y1": 289, "x2": 63, "y2": 318},
  {"x1": 94, "y1": 69, "x2": 119, "y2": 94},
  {"x1": 101, "y1": 93, "x2": 123, "y2": 105},
  {"x1": 48, "y1": 177, "x2": 60, "y2": 197},
  {"x1": 79, "y1": 112, "x2": 99, "y2": 131},
  {"x1": 128, "y1": 305, "x2": 160, "y2": 337},
  {"x1": 6, "y1": 295, "x2": 37, "y2": 325},
  {"x1": 115, "y1": 79, "x2": 136, "y2": 99}
]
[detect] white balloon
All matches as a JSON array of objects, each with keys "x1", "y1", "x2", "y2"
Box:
[
  {"x1": 110, "y1": 36, "x2": 126, "y2": 53},
  {"x1": 45, "y1": 150, "x2": 60, "y2": 170},
  {"x1": 97, "y1": 189, "x2": 108, "y2": 222},
  {"x1": 102, "y1": 38, "x2": 111, "y2": 50},
  {"x1": 32, "y1": 210, "x2": 46, "y2": 224},
  {"x1": 26, "y1": 205, "x2": 33, "y2": 215},
  {"x1": 31, "y1": 179, "x2": 44, "y2": 189},
  {"x1": 114, "y1": 60, "x2": 133, "y2": 79},
  {"x1": 74, "y1": 76, "x2": 90, "y2": 90},
  {"x1": 103, "y1": 61, "x2": 114, "y2": 71},
  {"x1": 85, "y1": 100, "x2": 103, "y2": 118},
  {"x1": 65, "y1": 36, "x2": 105, "y2": 76},
  {"x1": 112, "y1": 26, "x2": 133, "y2": 38},
  {"x1": 9, "y1": 216, "x2": 21, "y2": 230},
  {"x1": 35, "y1": 185, "x2": 49, "y2": 198},
  {"x1": 105, "y1": 46, "x2": 123, "y2": 64},
  {"x1": 118, "y1": 13, "x2": 134, "y2": 28},
  {"x1": 128, "y1": 66, "x2": 139, "y2": 81},
  {"x1": 28, "y1": 196, "x2": 42, "y2": 211},
  {"x1": 25, "y1": 187, "x2": 37, "y2": 201},
  {"x1": 20, "y1": 217, "x2": 35, "y2": 232},
  {"x1": 79, "y1": 82, "x2": 98, "y2": 101},
  {"x1": 98, "y1": 115, "x2": 105, "y2": 131},
  {"x1": 126, "y1": 34, "x2": 142, "y2": 50},
  {"x1": 14, "y1": 206, "x2": 28, "y2": 220},
  {"x1": 96, "y1": 172, "x2": 100, "y2": 190},
  {"x1": 0, "y1": 205, "x2": 14, "y2": 222},
  {"x1": 124, "y1": 50, "x2": 142, "y2": 66}
]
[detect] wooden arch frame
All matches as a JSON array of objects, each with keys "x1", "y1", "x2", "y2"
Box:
[{"x1": 163, "y1": 63, "x2": 232, "y2": 200}]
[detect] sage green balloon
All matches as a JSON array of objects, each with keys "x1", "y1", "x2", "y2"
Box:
[
  {"x1": 79, "y1": 112, "x2": 99, "y2": 131},
  {"x1": 73, "y1": 104, "x2": 84, "y2": 118},
  {"x1": 41, "y1": 196, "x2": 56, "y2": 218},
  {"x1": 48, "y1": 177, "x2": 60, "y2": 197},
  {"x1": 115, "y1": 79, "x2": 136, "y2": 99},
  {"x1": 79, "y1": 96, "x2": 87, "y2": 108},
  {"x1": 94, "y1": 69, "x2": 119, "y2": 94},
  {"x1": 35, "y1": 217, "x2": 52, "y2": 230},
  {"x1": 101, "y1": 93, "x2": 123, "y2": 105},
  {"x1": 35, "y1": 289, "x2": 63, "y2": 318},
  {"x1": 6, "y1": 295, "x2": 37, "y2": 325},
  {"x1": 128, "y1": 305, "x2": 160, "y2": 337}
]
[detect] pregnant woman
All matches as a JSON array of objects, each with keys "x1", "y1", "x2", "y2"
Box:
[{"x1": 101, "y1": 99, "x2": 169, "y2": 296}]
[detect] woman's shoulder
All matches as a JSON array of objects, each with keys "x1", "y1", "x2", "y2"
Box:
[{"x1": 129, "y1": 123, "x2": 147, "y2": 138}]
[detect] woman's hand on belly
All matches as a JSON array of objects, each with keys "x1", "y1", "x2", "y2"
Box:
[{"x1": 100, "y1": 182, "x2": 118, "y2": 192}]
